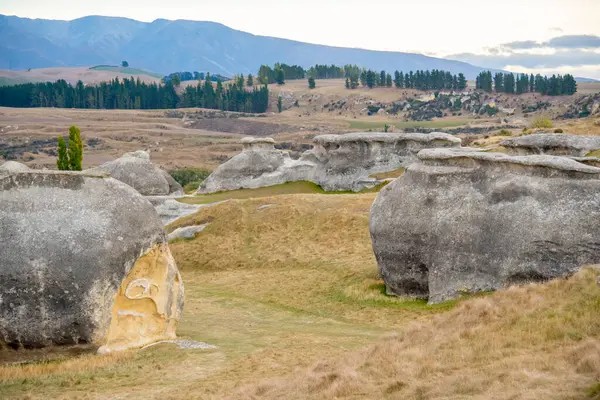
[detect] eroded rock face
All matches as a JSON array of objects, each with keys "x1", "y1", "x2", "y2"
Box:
[
  {"x1": 87, "y1": 150, "x2": 182, "y2": 196},
  {"x1": 198, "y1": 132, "x2": 461, "y2": 193},
  {"x1": 370, "y1": 149, "x2": 600, "y2": 304},
  {"x1": 0, "y1": 170, "x2": 184, "y2": 351},
  {"x1": 501, "y1": 134, "x2": 600, "y2": 157}
]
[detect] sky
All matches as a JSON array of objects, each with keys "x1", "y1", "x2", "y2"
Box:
[{"x1": 3, "y1": 0, "x2": 600, "y2": 78}]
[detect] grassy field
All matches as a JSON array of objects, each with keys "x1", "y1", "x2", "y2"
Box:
[
  {"x1": 179, "y1": 181, "x2": 387, "y2": 204},
  {"x1": 348, "y1": 118, "x2": 472, "y2": 130},
  {"x1": 1, "y1": 193, "x2": 599, "y2": 399}
]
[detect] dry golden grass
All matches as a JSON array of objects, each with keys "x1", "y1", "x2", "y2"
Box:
[{"x1": 232, "y1": 268, "x2": 600, "y2": 400}]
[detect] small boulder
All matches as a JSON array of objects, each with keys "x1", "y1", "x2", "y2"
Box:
[
  {"x1": 0, "y1": 161, "x2": 30, "y2": 172},
  {"x1": 87, "y1": 150, "x2": 182, "y2": 196}
]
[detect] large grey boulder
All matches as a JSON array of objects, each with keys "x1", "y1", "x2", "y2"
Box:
[
  {"x1": 0, "y1": 170, "x2": 184, "y2": 352},
  {"x1": 304, "y1": 132, "x2": 461, "y2": 191},
  {"x1": 87, "y1": 150, "x2": 182, "y2": 196},
  {"x1": 0, "y1": 161, "x2": 30, "y2": 172},
  {"x1": 370, "y1": 149, "x2": 600, "y2": 304},
  {"x1": 197, "y1": 132, "x2": 461, "y2": 193},
  {"x1": 501, "y1": 134, "x2": 600, "y2": 156}
]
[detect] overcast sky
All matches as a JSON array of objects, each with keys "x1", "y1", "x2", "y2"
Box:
[{"x1": 3, "y1": 0, "x2": 600, "y2": 78}]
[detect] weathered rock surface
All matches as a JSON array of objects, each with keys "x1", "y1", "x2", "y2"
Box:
[
  {"x1": 0, "y1": 161, "x2": 30, "y2": 172},
  {"x1": 168, "y1": 224, "x2": 209, "y2": 241},
  {"x1": 87, "y1": 150, "x2": 182, "y2": 196},
  {"x1": 370, "y1": 149, "x2": 600, "y2": 304},
  {"x1": 501, "y1": 134, "x2": 600, "y2": 157},
  {"x1": 198, "y1": 132, "x2": 461, "y2": 193},
  {"x1": 0, "y1": 170, "x2": 184, "y2": 352}
]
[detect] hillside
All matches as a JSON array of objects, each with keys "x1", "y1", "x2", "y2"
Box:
[
  {"x1": 0, "y1": 66, "x2": 162, "y2": 86},
  {"x1": 0, "y1": 14, "x2": 495, "y2": 78}
]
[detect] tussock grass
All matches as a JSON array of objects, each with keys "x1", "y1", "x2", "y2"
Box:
[{"x1": 232, "y1": 268, "x2": 600, "y2": 400}]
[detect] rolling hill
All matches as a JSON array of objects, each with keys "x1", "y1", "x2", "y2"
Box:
[{"x1": 0, "y1": 14, "x2": 496, "y2": 79}]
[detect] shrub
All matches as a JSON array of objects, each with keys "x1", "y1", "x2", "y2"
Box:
[
  {"x1": 531, "y1": 116, "x2": 553, "y2": 129},
  {"x1": 169, "y1": 167, "x2": 211, "y2": 187},
  {"x1": 497, "y1": 129, "x2": 511, "y2": 136},
  {"x1": 554, "y1": 128, "x2": 564, "y2": 133}
]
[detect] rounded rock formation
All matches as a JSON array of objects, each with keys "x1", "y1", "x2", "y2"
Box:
[
  {"x1": 370, "y1": 148, "x2": 600, "y2": 304},
  {"x1": 0, "y1": 169, "x2": 184, "y2": 352},
  {"x1": 0, "y1": 161, "x2": 31, "y2": 172},
  {"x1": 87, "y1": 150, "x2": 182, "y2": 196},
  {"x1": 198, "y1": 132, "x2": 462, "y2": 193},
  {"x1": 501, "y1": 133, "x2": 600, "y2": 157}
]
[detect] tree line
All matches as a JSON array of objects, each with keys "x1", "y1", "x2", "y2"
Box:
[
  {"x1": 344, "y1": 69, "x2": 468, "y2": 91},
  {"x1": 0, "y1": 76, "x2": 270, "y2": 112},
  {"x1": 162, "y1": 71, "x2": 229, "y2": 84},
  {"x1": 257, "y1": 63, "x2": 363, "y2": 84},
  {"x1": 476, "y1": 71, "x2": 577, "y2": 96}
]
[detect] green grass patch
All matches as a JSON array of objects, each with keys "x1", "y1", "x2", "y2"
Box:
[
  {"x1": 349, "y1": 119, "x2": 471, "y2": 131},
  {"x1": 178, "y1": 181, "x2": 387, "y2": 205},
  {"x1": 89, "y1": 66, "x2": 163, "y2": 78},
  {"x1": 588, "y1": 381, "x2": 600, "y2": 399},
  {"x1": 585, "y1": 149, "x2": 600, "y2": 157},
  {"x1": 369, "y1": 168, "x2": 405, "y2": 180}
]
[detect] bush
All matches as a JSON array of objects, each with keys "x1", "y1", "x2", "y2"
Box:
[
  {"x1": 554, "y1": 128, "x2": 564, "y2": 133},
  {"x1": 497, "y1": 129, "x2": 511, "y2": 136},
  {"x1": 531, "y1": 116, "x2": 553, "y2": 129},
  {"x1": 169, "y1": 167, "x2": 211, "y2": 187}
]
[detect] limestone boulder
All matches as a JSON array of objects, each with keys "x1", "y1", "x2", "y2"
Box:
[
  {"x1": 0, "y1": 161, "x2": 30, "y2": 172},
  {"x1": 501, "y1": 134, "x2": 600, "y2": 156},
  {"x1": 0, "y1": 170, "x2": 184, "y2": 352},
  {"x1": 304, "y1": 132, "x2": 461, "y2": 191},
  {"x1": 370, "y1": 149, "x2": 600, "y2": 304},
  {"x1": 88, "y1": 150, "x2": 182, "y2": 196},
  {"x1": 198, "y1": 132, "x2": 461, "y2": 193}
]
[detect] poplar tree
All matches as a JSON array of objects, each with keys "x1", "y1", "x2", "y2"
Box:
[
  {"x1": 56, "y1": 136, "x2": 69, "y2": 170},
  {"x1": 67, "y1": 125, "x2": 83, "y2": 171}
]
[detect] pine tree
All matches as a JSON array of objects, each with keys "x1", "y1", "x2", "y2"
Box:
[
  {"x1": 277, "y1": 96, "x2": 283, "y2": 113},
  {"x1": 67, "y1": 125, "x2": 83, "y2": 171},
  {"x1": 360, "y1": 70, "x2": 367, "y2": 87},
  {"x1": 345, "y1": 77, "x2": 350, "y2": 89},
  {"x1": 56, "y1": 136, "x2": 69, "y2": 170},
  {"x1": 236, "y1": 74, "x2": 244, "y2": 88},
  {"x1": 494, "y1": 73, "x2": 504, "y2": 92},
  {"x1": 366, "y1": 70, "x2": 376, "y2": 88},
  {"x1": 308, "y1": 77, "x2": 316, "y2": 89},
  {"x1": 529, "y1": 74, "x2": 535, "y2": 93},
  {"x1": 172, "y1": 74, "x2": 181, "y2": 87},
  {"x1": 247, "y1": 74, "x2": 254, "y2": 87},
  {"x1": 386, "y1": 73, "x2": 393, "y2": 87},
  {"x1": 380, "y1": 71, "x2": 386, "y2": 87},
  {"x1": 276, "y1": 69, "x2": 285, "y2": 85}
]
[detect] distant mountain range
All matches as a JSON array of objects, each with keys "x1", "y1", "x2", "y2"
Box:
[{"x1": 1, "y1": 14, "x2": 502, "y2": 79}]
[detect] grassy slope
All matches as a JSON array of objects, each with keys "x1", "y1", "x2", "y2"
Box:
[
  {"x1": 89, "y1": 66, "x2": 164, "y2": 78},
  {"x1": 1, "y1": 194, "x2": 599, "y2": 399}
]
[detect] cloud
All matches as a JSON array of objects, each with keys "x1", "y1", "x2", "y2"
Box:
[
  {"x1": 448, "y1": 49, "x2": 600, "y2": 69},
  {"x1": 503, "y1": 40, "x2": 542, "y2": 50},
  {"x1": 496, "y1": 35, "x2": 600, "y2": 51},
  {"x1": 546, "y1": 35, "x2": 600, "y2": 49}
]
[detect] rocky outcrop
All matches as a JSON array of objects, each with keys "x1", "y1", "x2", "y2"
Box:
[
  {"x1": 370, "y1": 149, "x2": 600, "y2": 304},
  {"x1": 87, "y1": 150, "x2": 182, "y2": 196},
  {"x1": 0, "y1": 161, "x2": 30, "y2": 172},
  {"x1": 501, "y1": 134, "x2": 600, "y2": 157},
  {"x1": 198, "y1": 132, "x2": 461, "y2": 193},
  {"x1": 0, "y1": 170, "x2": 184, "y2": 352}
]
